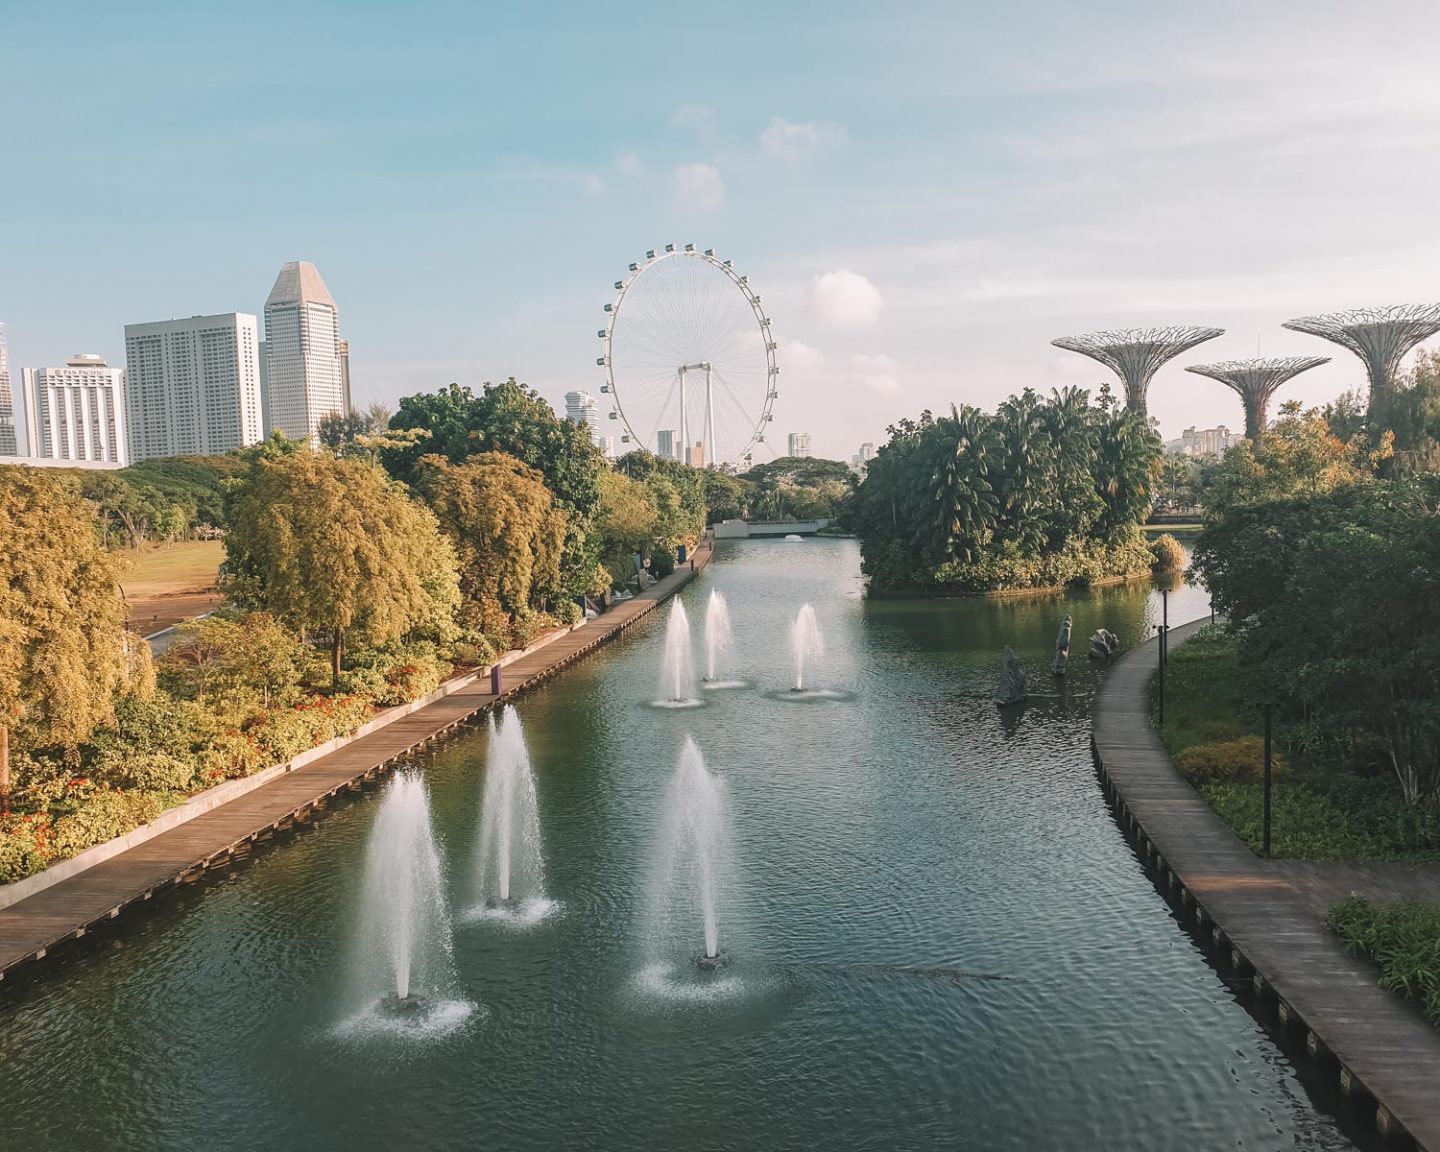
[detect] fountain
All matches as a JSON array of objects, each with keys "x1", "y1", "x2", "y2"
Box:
[
  {"x1": 790, "y1": 603, "x2": 823, "y2": 692},
  {"x1": 700, "y1": 589, "x2": 747, "y2": 690},
  {"x1": 346, "y1": 772, "x2": 471, "y2": 1033},
  {"x1": 470, "y1": 707, "x2": 553, "y2": 923},
  {"x1": 653, "y1": 598, "x2": 701, "y2": 708},
  {"x1": 643, "y1": 735, "x2": 731, "y2": 983}
]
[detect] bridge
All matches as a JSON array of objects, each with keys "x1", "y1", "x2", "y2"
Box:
[{"x1": 712, "y1": 518, "x2": 830, "y2": 539}]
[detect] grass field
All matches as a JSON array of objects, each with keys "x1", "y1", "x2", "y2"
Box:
[{"x1": 119, "y1": 540, "x2": 224, "y2": 599}]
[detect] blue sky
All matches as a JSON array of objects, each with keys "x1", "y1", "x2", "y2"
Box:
[{"x1": 5, "y1": 0, "x2": 1440, "y2": 458}]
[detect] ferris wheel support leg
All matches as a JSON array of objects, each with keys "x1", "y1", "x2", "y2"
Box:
[
  {"x1": 678, "y1": 367, "x2": 688, "y2": 460},
  {"x1": 704, "y1": 365, "x2": 715, "y2": 469}
]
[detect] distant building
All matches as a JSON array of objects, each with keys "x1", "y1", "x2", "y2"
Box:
[
  {"x1": 685, "y1": 440, "x2": 706, "y2": 468},
  {"x1": 564, "y1": 390, "x2": 600, "y2": 444},
  {"x1": 599, "y1": 434, "x2": 616, "y2": 459},
  {"x1": 859, "y1": 441, "x2": 875, "y2": 463},
  {"x1": 1164, "y1": 425, "x2": 1238, "y2": 458},
  {"x1": 123, "y1": 313, "x2": 263, "y2": 461},
  {"x1": 23, "y1": 354, "x2": 127, "y2": 465},
  {"x1": 788, "y1": 432, "x2": 813, "y2": 458},
  {"x1": 0, "y1": 323, "x2": 17, "y2": 455},
  {"x1": 338, "y1": 339, "x2": 351, "y2": 415},
  {"x1": 263, "y1": 260, "x2": 346, "y2": 441},
  {"x1": 656, "y1": 428, "x2": 679, "y2": 461}
]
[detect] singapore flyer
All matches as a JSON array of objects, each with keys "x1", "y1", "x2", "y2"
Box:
[{"x1": 597, "y1": 244, "x2": 778, "y2": 469}]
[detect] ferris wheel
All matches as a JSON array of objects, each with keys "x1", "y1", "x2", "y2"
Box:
[{"x1": 596, "y1": 244, "x2": 778, "y2": 469}]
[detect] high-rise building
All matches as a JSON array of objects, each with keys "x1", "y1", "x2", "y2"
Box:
[
  {"x1": 564, "y1": 390, "x2": 600, "y2": 443},
  {"x1": 656, "y1": 428, "x2": 679, "y2": 461},
  {"x1": 600, "y1": 434, "x2": 616, "y2": 459},
  {"x1": 1165, "y1": 425, "x2": 1238, "y2": 458},
  {"x1": 263, "y1": 261, "x2": 346, "y2": 441},
  {"x1": 0, "y1": 323, "x2": 17, "y2": 456},
  {"x1": 787, "y1": 432, "x2": 812, "y2": 458},
  {"x1": 23, "y1": 354, "x2": 127, "y2": 464},
  {"x1": 685, "y1": 440, "x2": 706, "y2": 468},
  {"x1": 859, "y1": 442, "x2": 875, "y2": 463},
  {"x1": 338, "y1": 339, "x2": 351, "y2": 414},
  {"x1": 123, "y1": 313, "x2": 263, "y2": 461}
]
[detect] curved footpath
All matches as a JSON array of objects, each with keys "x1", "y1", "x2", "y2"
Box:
[
  {"x1": 0, "y1": 542, "x2": 713, "y2": 986},
  {"x1": 1094, "y1": 618, "x2": 1440, "y2": 1152}
]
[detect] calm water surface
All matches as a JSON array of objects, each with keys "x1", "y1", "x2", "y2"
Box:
[{"x1": 0, "y1": 539, "x2": 1354, "y2": 1151}]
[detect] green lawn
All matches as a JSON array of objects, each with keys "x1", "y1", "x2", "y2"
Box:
[
  {"x1": 120, "y1": 540, "x2": 224, "y2": 599},
  {"x1": 1156, "y1": 627, "x2": 1440, "y2": 861}
]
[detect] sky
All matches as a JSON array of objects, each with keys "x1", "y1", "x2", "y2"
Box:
[{"x1": 5, "y1": 0, "x2": 1440, "y2": 460}]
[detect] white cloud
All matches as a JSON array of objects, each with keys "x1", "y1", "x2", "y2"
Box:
[
  {"x1": 848, "y1": 353, "x2": 901, "y2": 395},
  {"x1": 809, "y1": 270, "x2": 883, "y2": 326},
  {"x1": 673, "y1": 163, "x2": 725, "y2": 212},
  {"x1": 760, "y1": 118, "x2": 849, "y2": 160},
  {"x1": 779, "y1": 339, "x2": 826, "y2": 379},
  {"x1": 670, "y1": 103, "x2": 717, "y2": 141},
  {"x1": 614, "y1": 151, "x2": 643, "y2": 175}
]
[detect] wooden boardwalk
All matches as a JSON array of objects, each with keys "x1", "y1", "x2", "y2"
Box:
[
  {"x1": 1093, "y1": 619, "x2": 1440, "y2": 1152},
  {"x1": 0, "y1": 544, "x2": 713, "y2": 985}
]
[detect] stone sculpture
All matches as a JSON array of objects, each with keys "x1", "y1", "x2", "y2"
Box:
[
  {"x1": 995, "y1": 645, "x2": 1029, "y2": 706},
  {"x1": 1087, "y1": 629, "x2": 1120, "y2": 659},
  {"x1": 1051, "y1": 614, "x2": 1072, "y2": 676}
]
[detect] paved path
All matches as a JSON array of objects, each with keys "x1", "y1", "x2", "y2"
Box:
[
  {"x1": 0, "y1": 544, "x2": 713, "y2": 984},
  {"x1": 1093, "y1": 618, "x2": 1440, "y2": 1152}
]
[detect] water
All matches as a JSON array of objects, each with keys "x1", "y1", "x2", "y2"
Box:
[
  {"x1": 0, "y1": 539, "x2": 1357, "y2": 1150},
  {"x1": 790, "y1": 602, "x2": 822, "y2": 690},
  {"x1": 654, "y1": 598, "x2": 700, "y2": 708},
  {"x1": 469, "y1": 707, "x2": 551, "y2": 923},
  {"x1": 703, "y1": 589, "x2": 732, "y2": 683},
  {"x1": 647, "y1": 735, "x2": 727, "y2": 961},
  {"x1": 343, "y1": 772, "x2": 471, "y2": 1036}
]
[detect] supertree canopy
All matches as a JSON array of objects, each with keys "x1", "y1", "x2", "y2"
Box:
[
  {"x1": 1282, "y1": 305, "x2": 1440, "y2": 425},
  {"x1": 1051, "y1": 327, "x2": 1224, "y2": 419},
  {"x1": 1184, "y1": 356, "x2": 1330, "y2": 441}
]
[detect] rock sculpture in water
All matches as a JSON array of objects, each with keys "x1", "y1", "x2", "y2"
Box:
[
  {"x1": 995, "y1": 646, "x2": 1029, "y2": 706},
  {"x1": 1051, "y1": 615, "x2": 1072, "y2": 676},
  {"x1": 1087, "y1": 628, "x2": 1120, "y2": 660}
]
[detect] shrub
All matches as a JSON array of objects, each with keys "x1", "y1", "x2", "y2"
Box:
[
  {"x1": 650, "y1": 545, "x2": 676, "y2": 578},
  {"x1": 245, "y1": 694, "x2": 372, "y2": 763},
  {"x1": 380, "y1": 659, "x2": 445, "y2": 705},
  {"x1": 449, "y1": 634, "x2": 497, "y2": 668},
  {"x1": 552, "y1": 598, "x2": 582, "y2": 626},
  {"x1": 92, "y1": 751, "x2": 197, "y2": 794},
  {"x1": 1175, "y1": 736, "x2": 1288, "y2": 785},
  {"x1": 1149, "y1": 532, "x2": 1186, "y2": 574},
  {"x1": 0, "y1": 815, "x2": 55, "y2": 883},
  {"x1": 337, "y1": 663, "x2": 390, "y2": 701},
  {"x1": 1328, "y1": 896, "x2": 1440, "y2": 1024},
  {"x1": 509, "y1": 608, "x2": 552, "y2": 649},
  {"x1": 49, "y1": 790, "x2": 168, "y2": 859}
]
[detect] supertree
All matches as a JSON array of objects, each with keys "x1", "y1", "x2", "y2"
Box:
[
  {"x1": 1184, "y1": 356, "x2": 1331, "y2": 442},
  {"x1": 1051, "y1": 327, "x2": 1224, "y2": 419},
  {"x1": 1282, "y1": 305, "x2": 1440, "y2": 427}
]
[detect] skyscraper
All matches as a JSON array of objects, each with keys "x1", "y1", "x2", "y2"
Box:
[
  {"x1": 564, "y1": 390, "x2": 600, "y2": 443},
  {"x1": 263, "y1": 261, "x2": 346, "y2": 441},
  {"x1": 338, "y1": 339, "x2": 351, "y2": 414},
  {"x1": 123, "y1": 313, "x2": 263, "y2": 461},
  {"x1": 859, "y1": 442, "x2": 875, "y2": 463},
  {"x1": 24, "y1": 354, "x2": 127, "y2": 464},
  {"x1": 787, "y1": 432, "x2": 812, "y2": 459},
  {"x1": 656, "y1": 428, "x2": 679, "y2": 461},
  {"x1": 0, "y1": 323, "x2": 17, "y2": 456}
]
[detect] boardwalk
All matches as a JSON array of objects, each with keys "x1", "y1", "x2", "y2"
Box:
[
  {"x1": 0, "y1": 543, "x2": 713, "y2": 985},
  {"x1": 1093, "y1": 619, "x2": 1440, "y2": 1152}
]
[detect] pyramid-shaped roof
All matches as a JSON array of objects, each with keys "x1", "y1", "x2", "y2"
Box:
[{"x1": 266, "y1": 261, "x2": 335, "y2": 309}]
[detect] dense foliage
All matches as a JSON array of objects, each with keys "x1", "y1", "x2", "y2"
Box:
[
  {"x1": 1328, "y1": 897, "x2": 1440, "y2": 1025},
  {"x1": 849, "y1": 387, "x2": 1159, "y2": 593},
  {"x1": 225, "y1": 452, "x2": 461, "y2": 683},
  {"x1": 65, "y1": 456, "x2": 246, "y2": 547}
]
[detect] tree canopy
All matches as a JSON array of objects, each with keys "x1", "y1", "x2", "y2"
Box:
[
  {"x1": 0, "y1": 468, "x2": 134, "y2": 808},
  {"x1": 848, "y1": 387, "x2": 1158, "y2": 593},
  {"x1": 225, "y1": 452, "x2": 460, "y2": 682}
]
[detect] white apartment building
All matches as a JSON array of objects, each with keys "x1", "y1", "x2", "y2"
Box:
[
  {"x1": 264, "y1": 261, "x2": 346, "y2": 440},
  {"x1": 564, "y1": 390, "x2": 600, "y2": 443},
  {"x1": 0, "y1": 323, "x2": 18, "y2": 456},
  {"x1": 123, "y1": 313, "x2": 263, "y2": 461},
  {"x1": 1165, "y1": 425, "x2": 1239, "y2": 458},
  {"x1": 656, "y1": 428, "x2": 679, "y2": 461},
  {"x1": 787, "y1": 431, "x2": 813, "y2": 459},
  {"x1": 23, "y1": 354, "x2": 127, "y2": 464}
]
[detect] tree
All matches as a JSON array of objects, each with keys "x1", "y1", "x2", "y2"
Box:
[
  {"x1": 416, "y1": 453, "x2": 565, "y2": 635},
  {"x1": 159, "y1": 612, "x2": 307, "y2": 716},
  {"x1": 384, "y1": 379, "x2": 605, "y2": 594},
  {"x1": 596, "y1": 468, "x2": 660, "y2": 559},
  {"x1": 1205, "y1": 402, "x2": 1372, "y2": 514},
  {"x1": 225, "y1": 452, "x2": 460, "y2": 684},
  {"x1": 0, "y1": 468, "x2": 133, "y2": 810}
]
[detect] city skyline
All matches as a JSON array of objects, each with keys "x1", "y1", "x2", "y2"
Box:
[{"x1": 5, "y1": 2, "x2": 1440, "y2": 461}]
